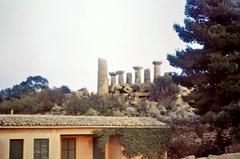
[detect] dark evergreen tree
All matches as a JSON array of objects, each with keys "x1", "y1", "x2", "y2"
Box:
[
  {"x1": 0, "y1": 76, "x2": 49, "y2": 99},
  {"x1": 60, "y1": 85, "x2": 71, "y2": 94},
  {"x1": 167, "y1": 0, "x2": 240, "y2": 126}
]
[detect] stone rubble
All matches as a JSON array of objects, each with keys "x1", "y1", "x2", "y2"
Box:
[
  {"x1": 68, "y1": 58, "x2": 198, "y2": 122},
  {"x1": 108, "y1": 81, "x2": 198, "y2": 122}
]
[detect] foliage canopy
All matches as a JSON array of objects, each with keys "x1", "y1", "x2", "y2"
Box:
[
  {"x1": 167, "y1": 0, "x2": 240, "y2": 126},
  {"x1": 94, "y1": 128, "x2": 171, "y2": 159},
  {"x1": 150, "y1": 76, "x2": 180, "y2": 102}
]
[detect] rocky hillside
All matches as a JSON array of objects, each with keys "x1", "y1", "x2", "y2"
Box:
[{"x1": 52, "y1": 82, "x2": 199, "y2": 123}]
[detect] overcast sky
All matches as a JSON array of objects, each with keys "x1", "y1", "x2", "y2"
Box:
[{"x1": 0, "y1": 0, "x2": 187, "y2": 92}]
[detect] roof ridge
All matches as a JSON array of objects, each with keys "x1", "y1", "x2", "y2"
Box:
[
  {"x1": 0, "y1": 114, "x2": 168, "y2": 128},
  {"x1": 0, "y1": 114, "x2": 155, "y2": 118}
]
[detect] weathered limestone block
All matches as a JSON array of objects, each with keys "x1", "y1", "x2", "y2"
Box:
[
  {"x1": 120, "y1": 93, "x2": 129, "y2": 98},
  {"x1": 122, "y1": 85, "x2": 133, "y2": 93},
  {"x1": 116, "y1": 70, "x2": 124, "y2": 85},
  {"x1": 158, "y1": 105, "x2": 167, "y2": 114},
  {"x1": 84, "y1": 108, "x2": 99, "y2": 116},
  {"x1": 130, "y1": 100, "x2": 140, "y2": 106},
  {"x1": 148, "y1": 105, "x2": 161, "y2": 118},
  {"x1": 133, "y1": 66, "x2": 143, "y2": 83},
  {"x1": 75, "y1": 91, "x2": 84, "y2": 97},
  {"x1": 97, "y1": 58, "x2": 109, "y2": 95},
  {"x1": 129, "y1": 92, "x2": 150, "y2": 98},
  {"x1": 141, "y1": 100, "x2": 160, "y2": 118},
  {"x1": 153, "y1": 61, "x2": 162, "y2": 80},
  {"x1": 109, "y1": 72, "x2": 117, "y2": 85},
  {"x1": 120, "y1": 83, "x2": 126, "y2": 87},
  {"x1": 50, "y1": 105, "x2": 64, "y2": 115},
  {"x1": 109, "y1": 84, "x2": 122, "y2": 93},
  {"x1": 126, "y1": 72, "x2": 133, "y2": 85},
  {"x1": 126, "y1": 107, "x2": 138, "y2": 115},
  {"x1": 144, "y1": 68, "x2": 151, "y2": 83},
  {"x1": 143, "y1": 100, "x2": 158, "y2": 110},
  {"x1": 113, "y1": 110, "x2": 125, "y2": 116},
  {"x1": 208, "y1": 153, "x2": 240, "y2": 159},
  {"x1": 181, "y1": 156, "x2": 196, "y2": 159},
  {"x1": 78, "y1": 88, "x2": 89, "y2": 96},
  {"x1": 131, "y1": 83, "x2": 151, "y2": 92}
]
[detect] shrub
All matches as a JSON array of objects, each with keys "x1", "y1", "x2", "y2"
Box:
[
  {"x1": 94, "y1": 128, "x2": 171, "y2": 159},
  {"x1": 150, "y1": 76, "x2": 179, "y2": 103}
]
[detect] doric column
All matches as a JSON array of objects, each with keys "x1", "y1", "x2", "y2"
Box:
[
  {"x1": 153, "y1": 61, "x2": 162, "y2": 80},
  {"x1": 144, "y1": 68, "x2": 151, "y2": 84},
  {"x1": 109, "y1": 72, "x2": 117, "y2": 85},
  {"x1": 97, "y1": 58, "x2": 109, "y2": 95},
  {"x1": 116, "y1": 70, "x2": 124, "y2": 85},
  {"x1": 126, "y1": 72, "x2": 133, "y2": 85},
  {"x1": 133, "y1": 66, "x2": 143, "y2": 83}
]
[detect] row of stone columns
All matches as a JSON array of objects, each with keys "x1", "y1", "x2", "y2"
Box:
[
  {"x1": 97, "y1": 58, "x2": 163, "y2": 95},
  {"x1": 108, "y1": 61, "x2": 162, "y2": 85}
]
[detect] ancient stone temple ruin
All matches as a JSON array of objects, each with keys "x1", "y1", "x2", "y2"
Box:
[
  {"x1": 97, "y1": 58, "x2": 196, "y2": 122},
  {"x1": 97, "y1": 58, "x2": 163, "y2": 99}
]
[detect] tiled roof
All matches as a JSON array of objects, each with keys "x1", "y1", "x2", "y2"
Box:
[{"x1": 0, "y1": 115, "x2": 168, "y2": 128}]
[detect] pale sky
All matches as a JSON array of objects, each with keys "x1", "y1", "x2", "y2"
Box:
[{"x1": 0, "y1": 0, "x2": 187, "y2": 92}]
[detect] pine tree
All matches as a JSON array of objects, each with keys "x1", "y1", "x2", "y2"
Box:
[{"x1": 168, "y1": 0, "x2": 240, "y2": 126}]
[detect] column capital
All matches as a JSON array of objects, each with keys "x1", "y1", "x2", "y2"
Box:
[
  {"x1": 133, "y1": 66, "x2": 143, "y2": 70},
  {"x1": 152, "y1": 61, "x2": 162, "y2": 65},
  {"x1": 109, "y1": 72, "x2": 117, "y2": 76},
  {"x1": 116, "y1": 70, "x2": 124, "y2": 74}
]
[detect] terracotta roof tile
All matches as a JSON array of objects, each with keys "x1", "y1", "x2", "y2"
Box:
[{"x1": 0, "y1": 115, "x2": 167, "y2": 128}]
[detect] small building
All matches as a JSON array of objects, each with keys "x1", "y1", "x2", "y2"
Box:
[{"x1": 0, "y1": 115, "x2": 168, "y2": 159}]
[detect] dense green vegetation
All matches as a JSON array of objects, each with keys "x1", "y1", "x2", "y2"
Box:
[
  {"x1": 167, "y1": 0, "x2": 240, "y2": 155},
  {"x1": 0, "y1": 76, "x2": 49, "y2": 100},
  {"x1": 168, "y1": 0, "x2": 240, "y2": 127},
  {"x1": 0, "y1": 88, "x2": 66, "y2": 114},
  {"x1": 150, "y1": 76, "x2": 180, "y2": 103},
  {"x1": 94, "y1": 128, "x2": 171, "y2": 159},
  {"x1": 0, "y1": 76, "x2": 70, "y2": 114},
  {"x1": 65, "y1": 94, "x2": 126, "y2": 116}
]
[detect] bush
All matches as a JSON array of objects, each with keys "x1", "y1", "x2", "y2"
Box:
[
  {"x1": 65, "y1": 94, "x2": 126, "y2": 116},
  {"x1": 94, "y1": 128, "x2": 171, "y2": 159},
  {"x1": 0, "y1": 88, "x2": 65, "y2": 114},
  {"x1": 202, "y1": 111, "x2": 218, "y2": 124},
  {"x1": 65, "y1": 95, "x2": 89, "y2": 115},
  {"x1": 150, "y1": 76, "x2": 179, "y2": 102}
]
